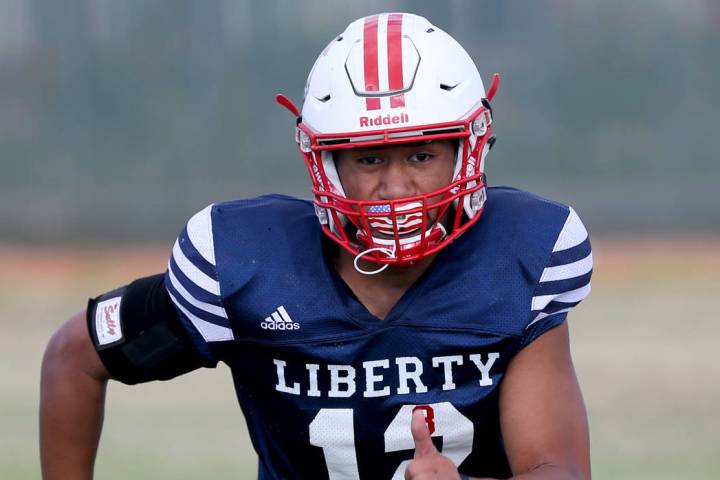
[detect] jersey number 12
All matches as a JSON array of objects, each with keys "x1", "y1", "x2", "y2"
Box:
[{"x1": 309, "y1": 402, "x2": 474, "y2": 479}]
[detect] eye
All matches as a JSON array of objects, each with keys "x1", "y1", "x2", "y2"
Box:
[
  {"x1": 356, "y1": 156, "x2": 384, "y2": 166},
  {"x1": 409, "y1": 152, "x2": 434, "y2": 163}
]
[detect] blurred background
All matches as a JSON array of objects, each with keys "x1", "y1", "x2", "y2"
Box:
[{"x1": 1, "y1": 0, "x2": 718, "y2": 478}]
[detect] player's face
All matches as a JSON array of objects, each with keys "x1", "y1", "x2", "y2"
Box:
[
  {"x1": 334, "y1": 140, "x2": 455, "y2": 203},
  {"x1": 334, "y1": 141, "x2": 455, "y2": 243}
]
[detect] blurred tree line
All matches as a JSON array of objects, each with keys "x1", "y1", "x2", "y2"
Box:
[{"x1": 0, "y1": 0, "x2": 718, "y2": 243}]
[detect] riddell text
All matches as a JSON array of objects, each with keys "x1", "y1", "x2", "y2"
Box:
[{"x1": 359, "y1": 112, "x2": 409, "y2": 127}]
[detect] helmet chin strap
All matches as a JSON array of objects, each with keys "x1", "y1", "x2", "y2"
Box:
[
  {"x1": 353, "y1": 245, "x2": 396, "y2": 275},
  {"x1": 352, "y1": 222, "x2": 448, "y2": 275}
]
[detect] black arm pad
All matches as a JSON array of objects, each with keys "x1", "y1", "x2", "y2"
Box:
[{"x1": 87, "y1": 273, "x2": 217, "y2": 385}]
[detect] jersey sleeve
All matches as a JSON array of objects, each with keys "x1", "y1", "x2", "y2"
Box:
[
  {"x1": 164, "y1": 204, "x2": 234, "y2": 362},
  {"x1": 522, "y1": 207, "x2": 593, "y2": 347}
]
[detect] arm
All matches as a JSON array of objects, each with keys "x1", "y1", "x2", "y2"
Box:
[
  {"x1": 40, "y1": 203, "x2": 224, "y2": 478},
  {"x1": 498, "y1": 206, "x2": 592, "y2": 479},
  {"x1": 40, "y1": 310, "x2": 111, "y2": 480},
  {"x1": 498, "y1": 321, "x2": 590, "y2": 480},
  {"x1": 40, "y1": 273, "x2": 216, "y2": 479},
  {"x1": 404, "y1": 322, "x2": 589, "y2": 480},
  {"x1": 407, "y1": 210, "x2": 592, "y2": 479}
]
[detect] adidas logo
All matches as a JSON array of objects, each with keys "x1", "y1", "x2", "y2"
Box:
[{"x1": 260, "y1": 305, "x2": 300, "y2": 331}]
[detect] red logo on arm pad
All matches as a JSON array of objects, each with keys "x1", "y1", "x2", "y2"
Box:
[
  {"x1": 95, "y1": 297, "x2": 123, "y2": 346},
  {"x1": 103, "y1": 305, "x2": 117, "y2": 335}
]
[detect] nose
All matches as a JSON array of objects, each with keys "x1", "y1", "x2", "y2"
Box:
[{"x1": 378, "y1": 158, "x2": 414, "y2": 200}]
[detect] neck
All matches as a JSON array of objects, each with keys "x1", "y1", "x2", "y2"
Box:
[{"x1": 333, "y1": 249, "x2": 436, "y2": 319}]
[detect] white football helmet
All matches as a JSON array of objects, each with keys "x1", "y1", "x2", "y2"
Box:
[{"x1": 277, "y1": 12, "x2": 499, "y2": 268}]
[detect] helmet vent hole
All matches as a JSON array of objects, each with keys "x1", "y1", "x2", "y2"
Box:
[
  {"x1": 316, "y1": 94, "x2": 331, "y2": 103},
  {"x1": 426, "y1": 28, "x2": 435, "y2": 33},
  {"x1": 336, "y1": 36, "x2": 343, "y2": 42},
  {"x1": 440, "y1": 83, "x2": 457, "y2": 91}
]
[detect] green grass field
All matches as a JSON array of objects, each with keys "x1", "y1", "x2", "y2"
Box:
[{"x1": 2, "y1": 237, "x2": 718, "y2": 479}]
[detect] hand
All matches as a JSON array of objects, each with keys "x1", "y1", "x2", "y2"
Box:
[{"x1": 404, "y1": 408, "x2": 462, "y2": 480}]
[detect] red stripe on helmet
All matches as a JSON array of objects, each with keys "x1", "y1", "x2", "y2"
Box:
[
  {"x1": 387, "y1": 13, "x2": 405, "y2": 108},
  {"x1": 363, "y1": 15, "x2": 381, "y2": 110}
]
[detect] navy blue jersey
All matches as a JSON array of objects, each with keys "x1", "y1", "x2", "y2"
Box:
[{"x1": 164, "y1": 186, "x2": 592, "y2": 479}]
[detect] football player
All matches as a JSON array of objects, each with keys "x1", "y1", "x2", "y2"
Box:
[{"x1": 41, "y1": 13, "x2": 592, "y2": 480}]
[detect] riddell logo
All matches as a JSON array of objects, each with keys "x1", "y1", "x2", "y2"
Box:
[{"x1": 359, "y1": 112, "x2": 409, "y2": 127}]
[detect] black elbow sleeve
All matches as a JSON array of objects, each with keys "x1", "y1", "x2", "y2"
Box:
[{"x1": 87, "y1": 273, "x2": 216, "y2": 385}]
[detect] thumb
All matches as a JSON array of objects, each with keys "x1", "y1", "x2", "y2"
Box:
[{"x1": 411, "y1": 408, "x2": 438, "y2": 458}]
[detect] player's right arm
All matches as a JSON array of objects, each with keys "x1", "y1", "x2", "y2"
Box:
[
  {"x1": 40, "y1": 309, "x2": 110, "y2": 480},
  {"x1": 40, "y1": 205, "x2": 227, "y2": 479},
  {"x1": 40, "y1": 272, "x2": 219, "y2": 479}
]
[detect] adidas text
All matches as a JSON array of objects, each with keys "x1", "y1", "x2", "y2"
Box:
[
  {"x1": 261, "y1": 305, "x2": 300, "y2": 331},
  {"x1": 261, "y1": 321, "x2": 300, "y2": 331}
]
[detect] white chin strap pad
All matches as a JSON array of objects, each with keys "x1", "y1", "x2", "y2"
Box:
[
  {"x1": 316, "y1": 150, "x2": 347, "y2": 234},
  {"x1": 321, "y1": 150, "x2": 346, "y2": 197}
]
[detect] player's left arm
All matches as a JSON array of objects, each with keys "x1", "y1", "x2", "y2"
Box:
[
  {"x1": 494, "y1": 206, "x2": 592, "y2": 479},
  {"x1": 406, "y1": 206, "x2": 592, "y2": 480},
  {"x1": 404, "y1": 322, "x2": 589, "y2": 480},
  {"x1": 497, "y1": 320, "x2": 590, "y2": 480}
]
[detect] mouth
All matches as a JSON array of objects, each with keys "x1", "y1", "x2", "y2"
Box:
[
  {"x1": 367, "y1": 202, "x2": 435, "y2": 245},
  {"x1": 366, "y1": 201, "x2": 425, "y2": 237},
  {"x1": 354, "y1": 199, "x2": 449, "y2": 251}
]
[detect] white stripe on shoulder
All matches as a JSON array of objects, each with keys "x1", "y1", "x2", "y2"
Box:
[
  {"x1": 167, "y1": 264, "x2": 227, "y2": 319},
  {"x1": 168, "y1": 291, "x2": 234, "y2": 342},
  {"x1": 531, "y1": 283, "x2": 592, "y2": 312},
  {"x1": 552, "y1": 207, "x2": 588, "y2": 252},
  {"x1": 186, "y1": 204, "x2": 216, "y2": 266},
  {"x1": 527, "y1": 308, "x2": 571, "y2": 329},
  {"x1": 171, "y1": 240, "x2": 220, "y2": 295},
  {"x1": 540, "y1": 252, "x2": 593, "y2": 283}
]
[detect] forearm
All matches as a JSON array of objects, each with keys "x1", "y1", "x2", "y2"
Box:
[{"x1": 40, "y1": 314, "x2": 110, "y2": 480}]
